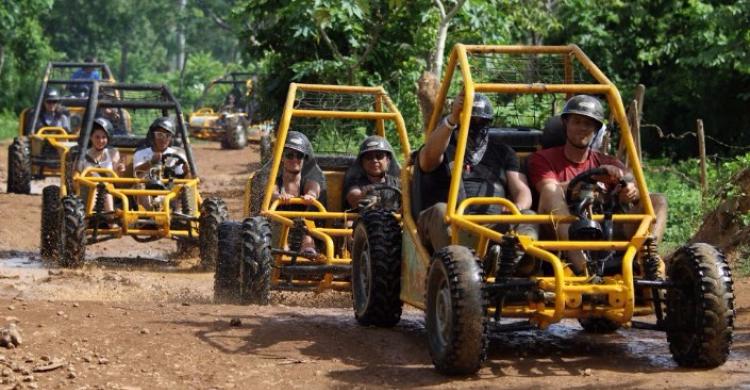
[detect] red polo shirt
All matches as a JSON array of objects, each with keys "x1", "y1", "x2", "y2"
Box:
[{"x1": 528, "y1": 146, "x2": 625, "y2": 187}]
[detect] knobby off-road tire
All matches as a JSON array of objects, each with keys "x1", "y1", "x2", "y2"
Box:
[
  {"x1": 426, "y1": 246, "x2": 488, "y2": 375},
  {"x1": 351, "y1": 209, "x2": 403, "y2": 327},
  {"x1": 578, "y1": 317, "x2": 621, "y2": 333},
  {"x1": 214, "y1": 221, "x2": 243, "y2": 303},
  {"x1": 666, "y1": 243, "x2": 735, "y2": 368},
  {"x1": 60, "y1": 196, "x2": 86, "y2": 268},
  {"x1": 240, "y1": 216, "x2": 273, "y2": 305},
  {"x1": 222, "y1": 123, "x2": 248, "y2": 150},
  {"x1": 259, "y1": 134, "x2": 272, "y2": 166},
  {"x1": 64, "y1": 146, "x2": 80, "y2": 193},
  {"x1": 247, "y1": 163, "x2": 271, "y2": 217},
  {"x1": 40, "y1": 185, "x2": 62, "y2": 261},
  {"x1": 199, "y1": 197, "x2": 229, "y2": 269},
  {"x1": 7, "y1": 137, "x2": 31, "y2": 194}
]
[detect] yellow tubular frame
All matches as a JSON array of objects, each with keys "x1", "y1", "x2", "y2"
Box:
[
  {"x1": 32, "y1": 127, "x2": 79, "y2": 183},
  {"x1": 256, "y1": 83, "x2": 411, "y2": 292},
  {"x1": 414, "y1": 44, "x2": 656, "y2": 327},
  {"x1": 69, "y1": 167, "x2": 202, "y2": 239}
]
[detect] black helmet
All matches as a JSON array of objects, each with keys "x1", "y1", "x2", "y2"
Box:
[
  {"x1": 561, "y1": 95, "x2": 605, "y2": 126},
  {"x1": 470, "y1": 93, "x2": 494, "y2": 121},
  {"x1": 357, "y1": 135, "x2": 394, "y2": 160},
  {"x1": 283, "y1": 131, "x2": 310, "y2": 157},
  {"x1": 45, "y1": 88, "x2": 61, "y2": 102},
  {"x1": 92, "y1": 117, "x2": 113, "y2": 138},
  {"x1": 149, "y1": 116, "x2": 176, "y2": 136}
]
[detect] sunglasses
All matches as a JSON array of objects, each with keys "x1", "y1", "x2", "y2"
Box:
[
  {"x1": 153, "y1": 131, "x2": 173, "y2": 140},
  {"x1": 284, "y1": 150, "x2": 305, "y2": 160},
  {"x1": 363, "y1": 151, "x2": 387, "y2": 161}
]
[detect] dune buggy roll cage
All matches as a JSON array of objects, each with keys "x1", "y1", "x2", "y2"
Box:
[{"x1": 402, "y1": 44, "x2": 656, "y2": 326}]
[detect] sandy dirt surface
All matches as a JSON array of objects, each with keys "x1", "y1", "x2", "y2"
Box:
[{"x1": 0, "y1": 139, "x2": 748, "y2": 389}]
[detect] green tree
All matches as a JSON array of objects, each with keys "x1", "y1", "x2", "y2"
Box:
[{"x1": 0, "y1": 0, "x2": 55, "y2": 112}]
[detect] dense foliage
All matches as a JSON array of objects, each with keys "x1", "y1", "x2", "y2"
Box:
[{"x1": 1, "y1": 0, "x2": 748, "y2": 257}]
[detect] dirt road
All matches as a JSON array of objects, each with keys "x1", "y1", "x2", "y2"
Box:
[{"x1": 0, "y1": 140, "x2": 748, "y2": 389}]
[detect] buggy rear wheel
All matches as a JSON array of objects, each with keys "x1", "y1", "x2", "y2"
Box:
[
  {"x1": 60, "y1": 195, "x2": 86, "y2": 268},
  {"x1": 351, "y1": 209, "x2": 402, "y2": 327},
  {"x1": 7, "y1": 137, "x2": 31, "y2": 194},
  {"x1": 426, "y1": 246, "x2": 488, "y2": 375},
  {"x1": 240, "y1": 216, "x2": 273, "y2": 305},
  {"x1": 223, "y1": 123, "x2": 247, "y2": 150},
  {"x1": 199, "y1": 197, "x2": 228, "y2": 269},
  {"x1": 259, "y1": 134, "x2": 272, "y2": 165},
  {"x1": 40, "y1": 185, "x2": 61, "y2": 261},
  {"x1": 666, "y1": 243, "x2": 735, "y2": 368},
  {"x1": 214, "y1": 221, "x2": 243, "y2": 303}
]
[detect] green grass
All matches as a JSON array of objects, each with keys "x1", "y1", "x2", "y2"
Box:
[
  {"x1": 643, "y1": 157, "x2": 710, "y2": 254},
  {"x1": 0, "y1": 111, "x2": 19, "y2": 139}
]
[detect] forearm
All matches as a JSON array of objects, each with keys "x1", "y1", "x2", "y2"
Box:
[
  {"x1": 304, "y1": 181, "x2": 321, "y2": 198},
  {"x1": 418, "y1": 117, "x2": 454, "y2": 173},
  {"x1": 507, "y1": 172, "x2": 532, "y2": 210},
  {"x1": 510, "y1": 186, "x2": 532, "y2": 210}
]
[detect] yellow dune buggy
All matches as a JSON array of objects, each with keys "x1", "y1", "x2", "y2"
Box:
[
  {"x1": 39, "y1": 82, "x2": 227, "y2": 268},
  {"x1": 214, "y1": 83, "x2": 410, "y2": 304},
  {"x1": 7, "y1": 62, "x2": 116, "y2": 194},
  {"x1": 187, "y1": 72, "x2": 273, "y2": 150},
  {"x1": 351, "y1": 44, "x2": 735, "y2": 375}
]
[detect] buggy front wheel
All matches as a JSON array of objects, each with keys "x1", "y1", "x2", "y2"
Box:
[
  {"x1": 666, "y1": 243, "x2": 735, "y2": 368},
  {"x1": 426, "y1": 246, "x2": 488, "y2": 375},
  {"x1": 40, "y1": 185, "x2": 61, "y2": 261},
  {"x1": 351, "y1": 209, "x2": 402, "y2": 327},
  {"x1": 59, "y1": 196, "x2": 86, "y2": 268},
  {"x1": 239, "y1": 216, "x2": 273, "y2": 304}
]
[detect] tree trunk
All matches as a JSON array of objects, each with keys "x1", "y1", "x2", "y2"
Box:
[
  {"x1": 432, "y1": 20, "x2": 449, "y2": 75},
  {"x1": 177, "y1": 0, "x2": 187, "y2": 72},
  {"x1": 418, "y1": 0, "x2": 466, "y2": 133},
  {"x1": 0, "y1": 45, "x2": 5, "y2": 79},
  {"x1": 428, "y1": 0, "x2": 466, "y2": 76},
  {"x1": 119, "y1": 42, "x2": 129, "y2": 81}
]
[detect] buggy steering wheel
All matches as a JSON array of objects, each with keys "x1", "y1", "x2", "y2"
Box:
[
  {"x1": 357, "y1": 184, "x2": 402, "y2": 211},
  {"x1": 160, "y1": 152, "x2": 189, "y2": 179},
  {"x1": 565, "y1": 167, "x2": 627, "y2": 217}
]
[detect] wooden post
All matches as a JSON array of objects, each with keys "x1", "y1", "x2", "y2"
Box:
[
  {"x1": 634, "y1": 84, "x2": 646, "y2": 117},
  {"x1": 697, "y1": 119, "x2": 708, "y2": 196},
  {"x1": 631, "y1": 100, "x2": 642, "y2": 162},
  {"x1": 633, "y1": 84, "x2": 645, "y2": 161}
]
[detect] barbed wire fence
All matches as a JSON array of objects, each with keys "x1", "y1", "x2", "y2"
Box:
[{"x1": 621, "y1": 87, "x2": 750, "y2": 199}]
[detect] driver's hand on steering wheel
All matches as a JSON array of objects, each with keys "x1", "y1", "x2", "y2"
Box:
[
  {"x1": 300, "y1": 193, "x2": 316, "y2": 205},
  {"x1": 278, "y1": 192, "x2": 294, "y2": 203},
  {"x1": 592, "y1": 164, "x2": 625, "y2": 185},
  {"x1": 151, "y1": 152, "x2": 162, "y2": 164},
  {"x1": 618, "y1": 181, "x2": 639, "y2": 204}
]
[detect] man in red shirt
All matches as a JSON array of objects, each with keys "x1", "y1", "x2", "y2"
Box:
[{"x1": 528, "y1": 95, "x2": 665, "y2": 273}]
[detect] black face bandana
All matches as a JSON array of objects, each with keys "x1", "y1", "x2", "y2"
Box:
[{"x1": 464, "y1": 122, "x2": 489, "y2": 166}]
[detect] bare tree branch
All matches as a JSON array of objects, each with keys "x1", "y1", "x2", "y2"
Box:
[
  {"x1": 195, "y1": 0, "x2": 233, "y2": 31},
  {"x1": 316, "y1": 25, "x2": 345, "y2": 63},
  {"x1": 433, "y1": 0, "x2": 447, "y2": 18},
  {"x1": 444, "y1": 0, "x2": 465, "y2": 20}
]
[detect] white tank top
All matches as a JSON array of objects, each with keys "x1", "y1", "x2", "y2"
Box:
[{"x1": 79, "y1": 148, "x2": 119, "y2": 172}]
